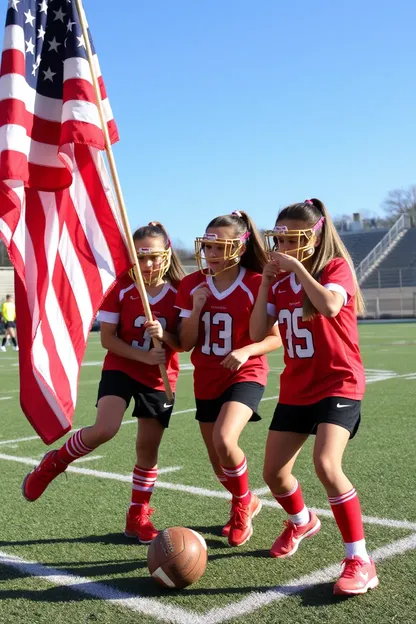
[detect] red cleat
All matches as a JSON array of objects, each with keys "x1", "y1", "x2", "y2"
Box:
[
  {"x1": 270, "y1": 511, "x2": 321, "y2": 558},
  {"x1": 333, "y1": 556, "x2": 379, "y2": 595},
  {"x1": 221, "y1": 502, "x2": 233, "y2": 537},
  {"x1": 22, "y1": 450, "x2": 67, "y2": 502},
  {"x1": 124, "y1": 504, "x2": 159, "y2": 544},
  {"x1": 228, "y1": 494, "x2": 262, "y2": 547}
]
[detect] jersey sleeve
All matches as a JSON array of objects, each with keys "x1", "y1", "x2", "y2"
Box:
[
  {"x1": 266, "y1": 284, "x2": 278, "y2": 319},
  {"x1": 320, "y1": 258, "x2": 355, "y2": 305},
  {"x1": 175, "y1": 279, "x2": 193, "y2": 318},
  {"x1": 99, "y1": 283, "x2": 121, "y2": 324}
]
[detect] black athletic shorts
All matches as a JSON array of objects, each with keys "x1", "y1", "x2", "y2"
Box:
[
  {"x1": 195, "y1": 382, "x2": 265, "y2": 423},
  {"x1": 96, "y1": 370, "x2": 175, "y2": 428},
  {"x1": 269, "y1": 396, "x2": 361, "y2": 439},
  {"x1": 5, "y1": 321, "x2": 16, "y2": 329}
]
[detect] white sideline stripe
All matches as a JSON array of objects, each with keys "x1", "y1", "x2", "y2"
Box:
[
  {"x1": 0, "y1": 396, "x2": 12, "y2": 401},
  {"x1": 157, "y1": 466, "x2": 182, "y2": 474},
  {"x1": 0, "y1": 550, "x2": 196, "y2": 624},
  {"x1": 196, "y1": 534, "x2": 416, "y2": 624},
  {"x1": 0, "y1": 397, "x2": 278, "y2": 447},
  {"x1": 73, "y1": 455, "x2": 103, "y2": 464},
  {"x1": 0, "y1": 535, "x2": 415, "y2": 624},
  {"x1": 0, "y1": 409, "x2": 198, "y2": 446},
  {"x1": 1, "y1": 453, "x2": 416, "y2": 531},
  {"x1": 252, "y1": 486, "x2": 271, "y2": 496}
]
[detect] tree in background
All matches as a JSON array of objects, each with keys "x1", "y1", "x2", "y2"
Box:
[{"x1": 383, "y1": 185, "x2": 416, "y2": 224}]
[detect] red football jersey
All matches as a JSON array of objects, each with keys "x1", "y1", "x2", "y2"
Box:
[
  {"x1": 175, "y1": 267, "x2": 268, "y2": 399},
  {"x1": 267, "y1": 258, "x2": 365, "y2": 405},
  {"x1": 99, "y1": 276, "x2": 180, "y2": 391}
]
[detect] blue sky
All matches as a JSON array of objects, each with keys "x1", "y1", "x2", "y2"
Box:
[{"x1": 89, "y1": 0, "x2": 416, "y2": 249}]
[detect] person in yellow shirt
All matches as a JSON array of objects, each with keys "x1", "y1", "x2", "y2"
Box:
[{"x1": 1, "y1": 294, "x2": 18, "y2": 352}]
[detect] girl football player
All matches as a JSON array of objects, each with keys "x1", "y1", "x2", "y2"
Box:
[
  {"x1": 250, "y1": 198, "x2": 378, "y2": 595},
  {"x1": 23, "y1": 223, "x2": 185, "y2": 544},
  {"x1": 176, "y1": 211, "x2": 281, "y2": 547}
]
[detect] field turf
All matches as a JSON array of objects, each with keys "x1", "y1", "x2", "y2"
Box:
[{"x1": 0, "y1": 323, "x2": 415, "y2": 623}]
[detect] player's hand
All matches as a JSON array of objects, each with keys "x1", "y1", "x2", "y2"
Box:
[
  {"x1": 261, "y1": 260, "x2": 280, "y2": 286},
  {"x1": 144, "y1": 347, "x2": 166, "y2": 366},
  {"x1": 144, "y1": 319, "x2": 164, "y2": 341},
  {"x1": 221, "y1": 348, "x2": 250, "y2": 371},
  {"x1": 270, "y1": 251, "x2": 301, "y2": 273},
  {"x1": 192, "y1": 284, "x2": 211, "y2": 313}
]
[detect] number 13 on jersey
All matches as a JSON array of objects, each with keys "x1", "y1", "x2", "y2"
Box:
[{"x1": 201, "y1": 311, "x2": 233, "y2": 356}]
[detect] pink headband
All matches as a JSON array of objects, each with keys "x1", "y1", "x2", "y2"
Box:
[
  {"x1": 312, "y1": 217, "x2": 325, "y2": 231},
  {"x1": 305, "y1": 199, "x2": 313, "y2": 205},
  {"x1": 232, "y1": 210, "x2": 242, "y2": 217}
]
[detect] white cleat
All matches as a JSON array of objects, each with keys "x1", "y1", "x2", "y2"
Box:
[{"x1": 0, "y1": 346, "x2": 6, "y2": 352}]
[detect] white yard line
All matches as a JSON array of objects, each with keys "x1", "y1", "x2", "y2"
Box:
[
  {"x1": 197, "y1": 534, "x2": 416, "y2": 624},
  {"x1": 0, "y1": 550, "x2": 197, "y2": 624},
  {"x1": 73, "y1": 455, "x2": 104, "y2": 464},
  {"x1": 0, "y1": 396, "x2": 12, "y2": 401},
  {"x1": 1, "y1": 453, "x2": 415, "y2": 531},
  {"x1": 0, "y1": 534, "x2": 415, "y2": 624}
]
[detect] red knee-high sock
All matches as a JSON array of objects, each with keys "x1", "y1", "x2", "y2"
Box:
[
  {"x1": 130, "y1": 465, "x2": 158, "y2": 508},
  {"x1": 272, "y1": 480, "x2": 310, "y2": 525},
  {"x1": 329, "y1": 488, "x2": 369, "y2": 561},
  {"x1": 215, "y1": 470, "x2": 234, "y2": 494},
  {"x1": 56, "y1": 430, "x2": 93, "y2": 465},
  {"x1": 221, "y1": 457, "x2": 251, "y2": 505}
]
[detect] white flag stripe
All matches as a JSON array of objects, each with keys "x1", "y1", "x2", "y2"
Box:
[
  {"x1": 59, "y1": 224, "x2": 94, "y2": 340},
  {"x1": 0, "y1": 73, "x2": 62, "y2": 122},
  {"x1": 70, "y1": 154, "x2": 117, "y2": 293},
  {"x1": 62, "y1": 99, "x2": 102, "y2": 128},
  {"x1": 2, "y1": 24, "x2": 24, "y2": 52}
]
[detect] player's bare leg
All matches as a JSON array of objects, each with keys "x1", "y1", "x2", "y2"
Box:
[
  {"x1": 22, "y1": 396, "x2": 126, "y2": 502},
  {"x1": 125, "y1": 418, "x2": 165, "y2": 543},
  {"x1": 200, "y1": 421, "x2": 234, "y2": 535},
  {"x1": 213, "y1": 401, "x2": 262, "y2": 546},
  {"x1": 264, "y1": 430, "x2": 321, "y2": 557},
  {"x1": 314, "y1": 423, "x2": 377, "y2": 594}
]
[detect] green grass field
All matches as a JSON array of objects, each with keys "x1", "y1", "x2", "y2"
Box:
[{"x1": 0, "y1": 323, "x2": 415, "y2": 624}]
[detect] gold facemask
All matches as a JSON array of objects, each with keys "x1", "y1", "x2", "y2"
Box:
[
  {"x1": 264, "y1": 218, "x2": 324, "y2": 263},
  {"x1": 194, "y1": 232, "x2": 248, "y2": 276},
  {"x1": 130, "y1": 247, "x2": 172, "y2": 286}
]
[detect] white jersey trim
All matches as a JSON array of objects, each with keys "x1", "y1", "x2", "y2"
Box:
[
  {"x1": 267, "y1": 302, "x2": 277, "y2": 318},
  {"x1": 178, "y1": 309, "x2": 192, "y2": 318},
  {"x1": 207, "y1": 266, "x2": 246, "y2": 300},
  {"x1": 290, "y1": 272, "x2": 302, "y2": 294},
  {"x1": 119, "y1": 283, "x2": 135, "y2": 302},
  {"x1": 238, "y1": 279, "x2": 255, "y2": 305},
  {"x1": 324, "y1": 282, "x2": 348, "y2": 306},
  {"x1": 99, "y1": 311, "x2": 119, "y2": 324}
]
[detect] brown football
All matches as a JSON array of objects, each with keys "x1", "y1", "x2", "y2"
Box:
[{"x1": 147, "y1": 527, "x2": 208, "y2": 589}]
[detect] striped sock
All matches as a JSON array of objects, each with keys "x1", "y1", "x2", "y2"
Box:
[
  {"x1": 130, "y1": 466, "x2": 158, "y2": 507},
  {"x1": 56, "y1": 429, "x2": 93, "y2": 465},
  {"x1": 221, "y1": 457, "x2": 251, "y2": 506},
  {"x1": 272, "y1": 479, "x2": 310, "y2": 526},
  {"x1": 329, "y1": 488, "x2": 369, "y2": 562},
  {"x1": 215, "y1": 471, "x2": 234, "y2": 494}
]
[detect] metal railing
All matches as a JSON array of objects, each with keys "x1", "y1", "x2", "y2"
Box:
[
  {"x1": 356, "y1": 214, "x2": 411, "y2": 283},
  {"x1": 363, "y1": 293, "x2": 416, "y2": 319},
  {"x1": 362, "y1": 267, "x2": 416, "y2": 289}
]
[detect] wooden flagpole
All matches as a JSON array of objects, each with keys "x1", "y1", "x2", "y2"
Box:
[{"x1": 74, "y1": 0, "x2": 173, "y2": 402}]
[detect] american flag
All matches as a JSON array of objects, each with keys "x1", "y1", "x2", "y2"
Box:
[{"x1": 0, "y1": 0, "x2": 131, "y2": 444}]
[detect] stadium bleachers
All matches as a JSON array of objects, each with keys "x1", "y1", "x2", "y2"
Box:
[
  {"x1": 361, "y1": 228, "x2": 416, "y2": 288},
  {"x1": 340, "y1": 229, "x2": 388, "y2": 266}
]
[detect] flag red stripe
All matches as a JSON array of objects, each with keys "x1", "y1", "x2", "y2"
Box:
[{"x1": 24, "y1": 189, "x2": 75, "y2": 413}]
